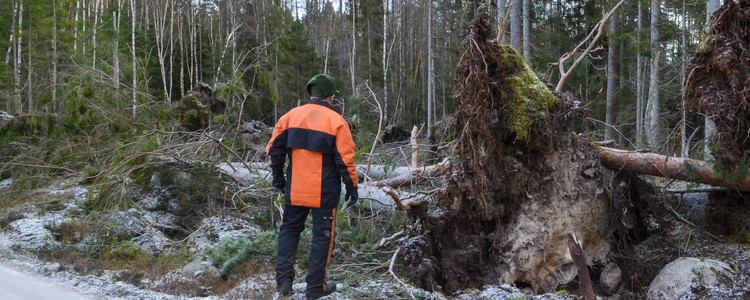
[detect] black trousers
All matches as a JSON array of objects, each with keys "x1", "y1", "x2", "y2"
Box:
[{"x1": 275, "y1": 204, "x2": 336, "y2": 292}]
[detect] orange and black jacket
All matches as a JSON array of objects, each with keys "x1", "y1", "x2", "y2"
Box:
[{"x1": 266, "y1": 98, "x2": 358, "y2": 209}]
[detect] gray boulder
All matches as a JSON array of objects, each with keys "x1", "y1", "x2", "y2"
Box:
[
  {"x1": 600, "y1": 262, "x2": 622, "y2": 295},
  {"x1": 647, "y1": 257, "x2": 735, "y2": 300}
]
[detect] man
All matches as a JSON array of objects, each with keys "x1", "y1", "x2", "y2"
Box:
[{"x1": 266, "y1": 74, "x2": 359, "y2": 299}]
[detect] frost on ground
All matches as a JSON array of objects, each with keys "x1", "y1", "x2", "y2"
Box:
[{"x1": 1, "y1": 171, "x2": 749, "y2": 300}]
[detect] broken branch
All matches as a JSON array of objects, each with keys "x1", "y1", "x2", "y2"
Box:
[{"x1": 555, "y1": 0, "x2": 626, "y2": 92}]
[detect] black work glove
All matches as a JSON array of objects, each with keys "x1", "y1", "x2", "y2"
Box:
[
  {"x1": 272, "y1": 174, "x2": 286, "y2": 193},
  {"x1": 344, "y1": 187, "x2": 358, "y2": 208}
]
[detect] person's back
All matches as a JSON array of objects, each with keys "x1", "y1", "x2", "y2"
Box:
[{"x1": 266, "y1": 74, "x2": 358, "y2": 299}]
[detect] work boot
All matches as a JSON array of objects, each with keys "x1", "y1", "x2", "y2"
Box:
[
  {"x1": 277, "y1": 280, "x2": 292, "y2": 296},
  {"x1": 305, "y1": 281, "x2": 336, "y2": 299}
]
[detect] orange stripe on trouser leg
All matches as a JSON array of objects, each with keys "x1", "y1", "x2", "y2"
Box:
[{"x1": 323, "y1": 208, "x2": 336, "y2": 291}]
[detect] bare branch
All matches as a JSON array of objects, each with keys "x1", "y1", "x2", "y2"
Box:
[{"x1": 555, "y1": 0, "x2": 626, "y2": 92}]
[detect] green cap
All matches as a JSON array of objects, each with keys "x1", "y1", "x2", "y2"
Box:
[{"x1": 306, "y1": 74, "x2": 339, "y2": 98}]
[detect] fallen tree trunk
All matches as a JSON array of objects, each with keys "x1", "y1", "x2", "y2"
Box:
[
  {"x1": 599, "y1": 147, "x2": 750, "y2": 192},
  {"x1": 221, "y1": 159, "x2": 449, "y2": 211}
]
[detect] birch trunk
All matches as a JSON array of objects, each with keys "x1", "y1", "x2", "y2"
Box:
[
  {"x1": 16, "y1": 1, "x2": 23, "y2": 113},
  {"x1": 53, "y1": 0, "x2": 58, "y2": 110},
  {"x1": 168, "y1": 0, "x2": 175, "y2": 102},
  {"x1": 82, "y1": 0, "x2": 86, "y2": 55},
  {"x1": 427, "y1": 0, "x2": 433, "y2": 138},
  {"x1": 153, "y1": 0, "x2": 170, "y2": 104},
  {"x1": 680, "y1": 0, "x2": 687, "y2": 157},
  {"x1": 636, "y1": 0, "x2": 644, "y2": 148},
  {"x1": 179, "y1": 10, "x2": 184, "y2": 97},
  {"x1": 605, "y1": 8, "x2": 618, "y2": 141},
  {"x1": 113, "y1": 6, "x2": 121, "y2": 92},
  {"x1": 130, "y1": 0, "x2": 136, "y2": 117},
  {"x1": 383, "y1": 0, "x2": 389, "y2": 125},
  {"x1": 350, "y1": 0, "x2": 357, "y2": 101},
  {"x1": 704, "y1": 0, "x2": 719, "y2": 159},
  {"x1": 92, "y1": 0, "x2": 99, "y2": 69},
  {"x1": 74, "y1": 0, "x2": 79, "y2": 52},
  {"x1": 647, "y1": 0, "x2": 660, "y2": 147}
]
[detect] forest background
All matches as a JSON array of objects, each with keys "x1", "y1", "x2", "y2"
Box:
[{"x1": 0, "y1": 0, "x2": 723, "y2": 156}]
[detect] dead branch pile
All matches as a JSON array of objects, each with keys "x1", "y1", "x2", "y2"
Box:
[{"x1": 684, "y1": 0, "x2": 750, "y2": 169}]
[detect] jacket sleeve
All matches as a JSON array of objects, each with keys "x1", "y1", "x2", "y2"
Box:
[
  {"x1": 266, "y1": 115, "x2": 289, "y2": 176},
  {"x1": 333, "y1": 120, "x2": 358, "y2": 191}
]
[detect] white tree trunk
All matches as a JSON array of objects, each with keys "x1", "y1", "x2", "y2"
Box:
[
  {"x1": 350, "y1": 0, "x2": 357, "y2": 102},
  {"x1": 74, "y1": 0, "x2": 79, "y2": 52},
  {"x1": 92, "y1": 0, "x2": 99, "y2": 69},
  {"x1": 680, "y1": 0, "x2": 687, "y2": 157},
  {"x1": 636, "y1": 0, "x2": 644, "y2": 148},
  {"x1": 427, "y1": 0, "x2": 433, "y2": 138},
  {"x1": 605, "y1": 9, "x2": 618, "y2": 141},
  {"x1": 168, "y1": 0, "x2": 175, "y2": 102},
  {"x1": 179, "y1": 11, "x2": 185, "y2": 97},
  {"x1": 82, "y1": 0, "x2": 87, "y2": 55},
  {"x1": 16, "y1": 1, "x2": 23, "y2": 112},
  {"x1": 53, "y1": 0, "x2": 58, "y2": 109},
  {"x1": 153, "y1": 0, "x2": 170, "y2": 104},
  {"x1": 130, "y1": 0, "x2": 136, "y2": 117},
  {"x1": 704, "y1": 0, "x2": 719, "y2": 159},
  {"x1": 383, "y1": 0, "x2": 389, "y2": 125},
  {"x1": 113, "y1": 10, "x2": 120, "y2": 92},
  {"x1": 647, "y1": 0, "x2": 660, "y2": 147}
]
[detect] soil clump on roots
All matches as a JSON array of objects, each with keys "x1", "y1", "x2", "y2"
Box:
[
  {"x1": 400, "y1": 13, "x2": 671, "y2": 295},
  {"x1": 684, "y1": 0, "x2": 750, "y2": 169}
]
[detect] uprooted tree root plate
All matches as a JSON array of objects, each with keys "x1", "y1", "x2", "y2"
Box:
[
  {"x1": 684, "y1": 1, "x2": 750, "y2": 170},
  {"x1": 399, "y1": 14, "x2": 671, "y2": 295}
]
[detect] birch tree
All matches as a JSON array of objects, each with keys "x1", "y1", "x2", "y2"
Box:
[
  {"x1": 383, "y1": 0, "x2": 389, "y2": 124},
  {"x1": 636, "y1": 0, "x2": 644, "y2": 148},
  {"x1": 153, "y1": 0, "x2": 170, "y2": 103},
  {"x1": 498, "y1": 0, "x2": 506, "y2": 44},
  {"x1": 52, "y1": 0, "x2": 58, "y2": 109},
  {"x1": 168, "y1": 0, "x2": 175, "y2": 101},
  {"x1": 704, "y1": 0, "x2": 719, "y2": 159},
  {"x1": 130, "y1": 0, "x2": 136, "y2": 116},
  {"x1": 15, "y1": 1, "x2": 23, "y2": 112},
  {"x1": 605, "y1": 5, "x2": 618, "y2": 141},
  {"x1": 350, "y1": 0, "x2": 357, "y2": 100},
  {"x1": 427, "y1": 0, "x2": 433, "y2": 138},
  {"x1": 92, "y1": 0, "x2": 100, "y2": 69},
  {"x1": 647, "y1": 0, "x2": 660, "y2": 147},
  {"x1": 113, "y1": 1, "x2": 123, "y2": 92},
  {"x1": 74, "y1": 0, "x2": 79, "y2": 52}
]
